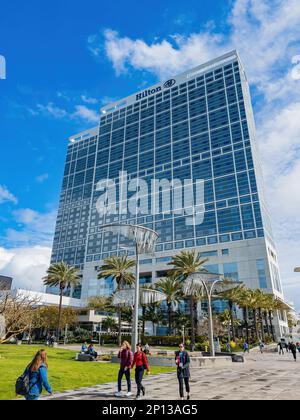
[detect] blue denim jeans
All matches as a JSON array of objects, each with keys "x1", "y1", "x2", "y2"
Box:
[{"x1": 118, "y1": 368, "x2": 131, "y2": 392}]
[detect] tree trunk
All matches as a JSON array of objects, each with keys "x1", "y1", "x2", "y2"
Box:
[
  {"x1": 258, "y1": 308, "x2": 265, "y2": 341},
  {"x1": 264, "y1": 311, "x2": 270, "y2": 335},
  {"x1": 190, "y1": 296, "x2": 195, "y2": 351},
  {"x1": 244, "y1": 307, "x2": 249, "y2": 343},
  {"x1": 167, "y1": 302, "x2": 172, "y2": 336},
  {"x1": 118, "y1": 306, "x2": 122, "y2": 346},
  {"x1": 57, "y1": 288, "x2": 64, "y2": 341},
  {"x1": 142, "y1": 306, "x2": 146, "y2": 337},
  {"x1": 253, "y1": 309, "x2": 259, "y2": 341},
  {"x1": 193, "y1": 299, "x2": 198, "y2": 337},
  {"x1": 269, "y1": 310, "x2": 275, "y2": 341},
  {"x1": 229, "y1": 300, "x2": 236, "y2": 341}
]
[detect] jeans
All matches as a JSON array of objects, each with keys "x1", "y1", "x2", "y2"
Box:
[
  {"x1": 292, "y1": 352, "x2": 297, "y2": 361},
  {"x1": 25, "y1": 395, "x2": 39, "y2": 400},
  {"x1": 118, "y1": 368, "x2": 131, "y2": 392},
  {"x1": 178, "y1": 377, "x2": 190, "y2": 398},
  {"x1": 135, "y1": 366, "x2": 145, "y2": 396}
]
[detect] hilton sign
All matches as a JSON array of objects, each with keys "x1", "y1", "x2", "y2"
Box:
[{"x1": 136, "y1": 79, "x2": 176, "y2": 101}]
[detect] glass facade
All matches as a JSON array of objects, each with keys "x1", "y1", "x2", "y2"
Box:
[{"x1": 48, "y1": 51, "x2": 284, "y2": 303}]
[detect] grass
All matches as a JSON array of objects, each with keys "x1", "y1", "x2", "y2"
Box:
[{"x1": 0, "y1": 345, "x2": 175, "y2": 400}]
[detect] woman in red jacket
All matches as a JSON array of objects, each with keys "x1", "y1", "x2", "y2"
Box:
[{"x1": 131, "y1": 343, "x2": 150, "y2": 400}]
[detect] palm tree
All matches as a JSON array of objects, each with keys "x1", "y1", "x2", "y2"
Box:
[
  {"x1": 144, "y1": 303, "x2": 164, "y2": 335},
  {"x1": 43, "y1": 261, "x2": 80, "y2": 340},
  {"x1": 218, "y1": 283, "x2": 244, "y2": 341},
  {"x1": 253, "y1": 289, "x2": 267, "y2": 341},
  {"x1": 218, "y1": 309, "x2": 241, "y2": 343},
  {"x1": 102, "y1": 316, "x2": 118, "y2": 332},
  {"x1": 140, "y1": 284, "x2": 154, "y2": 337},
  {"x1": 259, "y1": 293, "x2": 273, "y2": 337},
  {"x1": 155, "y1": 276, "x2": 183, "y2": 335},
  {"x1": 168, "y1": 250, "x2": 208, "y2": 350},
  {"x1": 98, "y1": 255, "x2": 135, "y2": 345},
  {"x1": 172, "y1": 310, "x2": 190, "y2": 335},
  {"x1": 88, "y1": 295, "x2": 113, "y2": 312},
  {"x1": 236, "y1": 287, "x2": 254, "y2": 343}
]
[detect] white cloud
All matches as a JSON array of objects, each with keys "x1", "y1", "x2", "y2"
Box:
[
  {"x1": 0, "y1": 185, "x2": 17, "y2": 204},
  {"x1": 98, "y1": 0, "x2": 300, "y2": 100},
  {"x1": 102, "y1": 28, "x2": 225, "y2": 79},
  {"x1": 81, "y1": 95, "x2": 98, "y2": 104},
  {"x1": 36, "y1": 173, "x2": 49, "y2": 183},
  {"x1": 37, "y1": 102, "x2": 68, "y2": 119},
  {"x1": 0, "y1": 207, "x2": 56, "y2": 292},
  {"x1": 92, "y1": 0, "x2": 300, "y2": 309},
  {"x1": 4, "y1": 208, "x2": 56, "y2": 247},
  {"x1": 0, "y1": 246, "x2": 51, "y2": 291},
  {"x1": 33, "y1": 102, "x2": 99, "y2": 125},
  {"x1": 72, "y1": 105, "x2": 99, "y2": 123}
]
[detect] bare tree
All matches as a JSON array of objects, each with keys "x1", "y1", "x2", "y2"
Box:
[{"x1": 0, "y1": 291, "x2": 38, "y2": 344}]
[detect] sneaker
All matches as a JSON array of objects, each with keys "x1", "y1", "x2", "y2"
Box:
[
  {"x1": 187, "y1": 395, "x2": 190, "y2": 400},
  {"x1": 114, "y1": 392, "x2": 122, "y2": 397},
  {"x1": 136, "y1": 395, "x2": 141, "y2": 400},
  {"x1": 125, "y1": 392, "x2": 132, "y2": 397}
]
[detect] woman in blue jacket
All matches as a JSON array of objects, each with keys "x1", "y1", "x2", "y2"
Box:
[{"x1": 25, "y1": 349, "x2": 53, "y2": 400}]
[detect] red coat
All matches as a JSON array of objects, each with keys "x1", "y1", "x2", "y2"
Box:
[{"x1": 131, "y1": 351, "x2": 149, "y2": 370}]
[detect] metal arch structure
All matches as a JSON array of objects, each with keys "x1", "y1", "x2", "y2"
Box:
[
  {"x1": 100, "y1": 224, "x2": 158, "y2": 255},
  {"x1": 99, "y1": 223, "x2": 159, "y2": 350},
  {"x1": 185, "y1": 272, "x2": 226, "y2": 357},
  {"x1": 112, "y1": 287, "x2": 166, "y2": 307}
]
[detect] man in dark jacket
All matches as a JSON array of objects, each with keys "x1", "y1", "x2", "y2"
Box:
[
  {"x1": 289, "y1": 342, "x2": 297, "y2": 361},
  {"x1": 175, "y1": 343, "x2": 191, "y2": 400}
]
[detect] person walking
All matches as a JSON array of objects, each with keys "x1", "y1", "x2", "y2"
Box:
[
  {"x1": 290, "y1": 342, "x2": 297, "y2": 361},
  {"x1": 22, "y1": 349, "x2": 53, "y2": 400},
  {"x1": 243, "y1": 341, "x2": 249, "y2": 353},
  {"x1": 131, "y1": 343, "x2": 150, "y2": 400},
  {"x1": 278, "y1": 341, "x2": 284, "y2": 355},
  {"x1": 259, "y1": 341, "x2": 265, "y2": 354},
  {"x1": 175, "y1": 343, "x2": 191, "y2": 400},
  {"x1": 115, "y1": 341, "x2": 133, "y2": 397}
]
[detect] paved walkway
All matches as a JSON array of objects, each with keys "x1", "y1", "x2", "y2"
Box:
[{"x1": 42, "y1": 351, "x2": 300, "y2": 400}]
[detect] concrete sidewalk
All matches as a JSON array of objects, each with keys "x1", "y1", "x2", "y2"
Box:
[{"x1": 42, "y1": 351, "x2": 300, "y2": 400}]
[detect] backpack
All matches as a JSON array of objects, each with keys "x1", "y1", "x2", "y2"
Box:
[
  {"x1": 15, "y1": 367, "x2": 39, "y2": 396},
  {"x1": 15, "y1": 368, "x2": 31, "y2": 396}
]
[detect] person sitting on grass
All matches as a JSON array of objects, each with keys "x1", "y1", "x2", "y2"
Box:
[
  {"x1": 87, "y1": 344, "x2": 98, "y2": 360},
  {"x1": 81, "y1": 342, "x2": 88, "y2": 354}
]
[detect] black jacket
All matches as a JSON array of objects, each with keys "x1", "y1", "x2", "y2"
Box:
[{"x1": 175, "y1": 351, "x2": 190, "y2": 378}]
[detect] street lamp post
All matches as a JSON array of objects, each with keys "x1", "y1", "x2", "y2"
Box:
[
  {"x1": 185, "y1": 272, "x2": 225, "y2": 357},
  {"x1": 100, "y1": 224, "x2": 158, "y2": 351},
  {"x1": 133, "y1": 242, "x2": 140, "y2": 350},
  {"x1": 98, "y1": 321, "x2": 102, "y2": 348}
]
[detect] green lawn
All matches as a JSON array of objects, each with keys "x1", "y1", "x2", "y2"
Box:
[{"x1": 0, "y1": 345, "x2": 175, "y2": 400}]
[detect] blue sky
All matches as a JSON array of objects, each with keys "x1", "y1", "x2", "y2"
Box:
[{"x1": 1, "y1": 0, "x2": 300, "y2": 309}]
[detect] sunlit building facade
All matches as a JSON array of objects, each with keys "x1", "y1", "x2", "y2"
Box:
[{"x1": 48, "y1": 51, "x2": 288, "y2": 337}]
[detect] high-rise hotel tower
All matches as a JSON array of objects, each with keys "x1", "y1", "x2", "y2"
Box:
[{"x1": 48, "y1": 51, "x2": 288, "y2": 337}]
